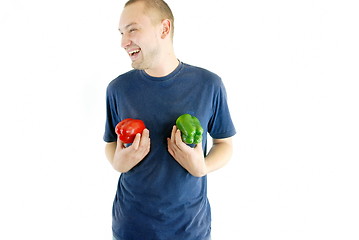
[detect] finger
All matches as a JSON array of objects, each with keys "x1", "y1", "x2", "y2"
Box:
[
  {"x1": 141, "y1": 128, "x2": 150, "y2": 139},
  {"x1": 139, "y1": 129, "x2": 150, "y2": 147},
  {"x1": 174, "y1": 129, "x2": 184, "y2": 146},
  {"x1": 168, "y1": 135, "x2": 180, "y2": 153},
  {"x1": 132, "y1": 133, "x2": 141, "y2": 150},
  {"x1": 170, "y1": 125, "x2": 176, "y2": 141},
  {"x1": 116, "y1": 136, "x2": 125, "y2": 150},
  {"x1": 168, "y1": 132, "x2": 181, "y2": 152},
  {"x1": 167, "y1": 138, "x2": 174, "y2": 155}
]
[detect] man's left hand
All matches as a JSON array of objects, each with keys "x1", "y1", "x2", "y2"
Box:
[{"x1": 167, "y1": 125, "x2": 207, "y2": 177}]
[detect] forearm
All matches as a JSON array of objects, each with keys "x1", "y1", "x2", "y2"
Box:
[
  {"x1": 205, "y1": 138, "x2": 233, "y2": 174},
  {"x1": 105, "y1": 142, "x2": 137, "y2": 173}
]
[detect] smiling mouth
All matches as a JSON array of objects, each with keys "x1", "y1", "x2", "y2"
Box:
[{"x1": 128, "y1": 49, "x2": 141, "y2": 57}]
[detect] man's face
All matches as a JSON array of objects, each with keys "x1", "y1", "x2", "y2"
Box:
[{"x1": 119, "y1": 2, "x2": 161, "y2": 70}]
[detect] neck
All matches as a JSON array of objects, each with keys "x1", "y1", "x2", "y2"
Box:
[{"x1": 145, "y1": 50, "x2": 179, "y2": 77}]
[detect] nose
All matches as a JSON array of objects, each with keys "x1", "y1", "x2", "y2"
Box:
[{"x1": 121, "y1": 34, "x2": 131, "y2": 49}]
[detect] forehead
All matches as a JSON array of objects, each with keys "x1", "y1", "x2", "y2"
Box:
[{"x1": 119, "y1": 2, "x2": 153, "y2": 30}]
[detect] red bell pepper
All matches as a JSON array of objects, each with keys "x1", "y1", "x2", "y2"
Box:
[{"x1": 115, "y1": 118, "x2": 146, "y2": 144}]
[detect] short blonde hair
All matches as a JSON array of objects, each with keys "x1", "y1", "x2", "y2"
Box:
[{"x1": 125, "y1": 0, "x2": 175, "y2": 38}]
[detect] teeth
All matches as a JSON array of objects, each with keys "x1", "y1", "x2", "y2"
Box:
[{"x1": 129, "y1": 49, "x2": 140, "y2": 55}]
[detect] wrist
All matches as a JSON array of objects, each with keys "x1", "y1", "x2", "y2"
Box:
[{"x1": 190, "y1": 157, "x2": 207, "y2": 177}]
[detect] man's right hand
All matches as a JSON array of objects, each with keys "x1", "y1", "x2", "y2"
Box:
[{"x1": 105, "y1": 129, "x2": 151, "y2": 173}]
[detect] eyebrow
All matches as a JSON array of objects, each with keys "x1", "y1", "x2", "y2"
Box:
[{"x1": 118, "y1": 22, "x2": 138, "y2": 32}]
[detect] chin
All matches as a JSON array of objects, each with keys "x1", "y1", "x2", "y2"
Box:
[{"x1": 132, "y1": 61, "x2": 149, "y2": 70}]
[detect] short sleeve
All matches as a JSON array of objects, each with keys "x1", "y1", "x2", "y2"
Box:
[
  {"x1": 207, "y1": 80, "x2": 236, "y2": 139},
  {"x1": 103, "y1": 85, "x2": 119, "y2": 142}
]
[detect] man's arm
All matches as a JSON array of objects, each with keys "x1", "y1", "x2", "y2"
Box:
[
  {"x1": 105, "y1": 129, "x2": 151, "y2": 173},
  {"x1": 167, "y1": 126, "x2": 233, "y2": 177},
  {"x1": 205, "y1": 137, "x2": 233, "y2": 173}
]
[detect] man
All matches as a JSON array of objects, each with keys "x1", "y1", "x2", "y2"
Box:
[{"x1": 104, "y1": 0, "x2": 236, "y2": 239}]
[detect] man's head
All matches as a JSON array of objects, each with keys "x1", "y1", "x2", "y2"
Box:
[
  {"x1": 119, "y1": 0, "x2": 175, "y2": 70},
  {"x1": 125, "y1": 0, "x2": 174, "y2": 39}
]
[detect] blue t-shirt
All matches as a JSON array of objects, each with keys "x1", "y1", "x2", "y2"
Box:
[{"x1": 104, "y1": 62, "x2": 236, "y2": 240}]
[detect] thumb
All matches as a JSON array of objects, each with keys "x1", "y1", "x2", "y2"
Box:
[{"x1": 116, "y1": 136, "x2": 125, "y2": 150}]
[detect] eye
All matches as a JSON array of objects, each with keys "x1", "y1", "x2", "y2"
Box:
[{"x1": 129, "y1": 28, "x2": 137, "y2": 33}]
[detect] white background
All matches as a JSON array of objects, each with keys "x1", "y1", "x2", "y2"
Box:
[{"x1": 1, "y1": 0, "x2": 358, "y2": 239}]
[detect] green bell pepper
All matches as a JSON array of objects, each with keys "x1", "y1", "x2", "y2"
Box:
[{"x1": 176, "y1": 114, "x2": 204, "y2": 144}]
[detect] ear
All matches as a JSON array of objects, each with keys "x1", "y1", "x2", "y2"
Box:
[{"x1": 160, "y1": 19, "x2": 171, "y2": 39}]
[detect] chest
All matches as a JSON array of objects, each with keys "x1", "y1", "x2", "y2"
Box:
[{"x1": 113, "y1": 79, "x2": 215, "y2": 137}]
